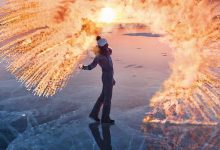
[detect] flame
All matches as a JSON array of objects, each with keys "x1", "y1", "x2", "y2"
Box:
[{"x1": 0, "y1": 0, "x2": 219, "y2": 124}]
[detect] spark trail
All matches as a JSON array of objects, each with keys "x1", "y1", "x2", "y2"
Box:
[{"x1": 0, "y1": 0, "x2": 220, "y2": 124}]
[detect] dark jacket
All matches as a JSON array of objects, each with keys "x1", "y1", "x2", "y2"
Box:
[{"x1": 86, "y1": 48, "x2": 114, "y2": 74}]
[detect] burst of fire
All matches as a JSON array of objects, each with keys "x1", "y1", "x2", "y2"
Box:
[{"x1": 0, "y1": 0, "x2": 219, "y2": 124}]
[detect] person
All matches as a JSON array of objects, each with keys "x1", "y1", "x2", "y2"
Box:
[{"x1": 80, "y1": 36, "x2": 115, "y2": 124}]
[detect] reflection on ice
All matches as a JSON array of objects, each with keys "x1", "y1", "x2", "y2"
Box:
[
  {"x1": 89, "y1": 122, "x2": 113, "y2": 150},
  {"x1": 4, "y1": 121, "x2": 220, "y2": 150},
  {"x1": 142, "y1": 123, "x2": 220, "y2": 150}
]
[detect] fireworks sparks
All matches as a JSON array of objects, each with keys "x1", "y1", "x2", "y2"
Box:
[{"x1": 0, "y1": 0, "x2": 220, "y2": 124}]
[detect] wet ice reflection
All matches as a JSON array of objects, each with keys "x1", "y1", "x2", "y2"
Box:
[
  {"x1": 89, "y1": 123, "x2": 113, "y2": 150},
  {"x1": 141, "y1": 123, "x2": 220, "y2": 150}
]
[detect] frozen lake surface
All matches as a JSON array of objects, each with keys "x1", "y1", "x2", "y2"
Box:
[{"x1": 0, "y1": 29, "x2": 219, "y2": 150}]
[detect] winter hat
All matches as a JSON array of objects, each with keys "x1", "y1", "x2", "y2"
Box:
[{"x1": 97, "y1": 38, "x2": 108, "y2": 47}]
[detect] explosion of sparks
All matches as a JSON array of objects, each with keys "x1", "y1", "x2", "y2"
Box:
[{"x1": 0, "y1": 0, "x2": 219, "y2": 124}]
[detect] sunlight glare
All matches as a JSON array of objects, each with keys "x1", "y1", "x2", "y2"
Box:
[{"x1": 99, "y1": 7, "x2": 116, "y2": 23}]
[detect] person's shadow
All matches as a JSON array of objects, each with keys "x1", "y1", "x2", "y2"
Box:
[{"x1": 89, "y1": 122, "x2": 113, "y2": 150}]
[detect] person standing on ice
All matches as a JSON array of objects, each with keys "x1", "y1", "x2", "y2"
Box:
[{"x1": 80, "y1": 36, "x2": 115, "y2": 124}]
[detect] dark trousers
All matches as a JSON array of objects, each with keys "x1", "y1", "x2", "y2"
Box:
[{"x1": 90, "y1": 73, "x2": 113, "y2": 120}]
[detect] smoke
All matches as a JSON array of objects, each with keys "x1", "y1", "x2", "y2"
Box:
[{"x1": 0, "y1": 0, "x2": 220, "y2": 123}]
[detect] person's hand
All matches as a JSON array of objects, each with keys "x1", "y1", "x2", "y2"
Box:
[
  {"x1": 79, "y1": 64, "x2": 84, "y2": 69},
  {"x1": 79, "y1": 64, "x2": 87, "y2": 70}
]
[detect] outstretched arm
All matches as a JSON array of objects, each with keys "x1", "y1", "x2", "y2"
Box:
[{"x1": 82, "y1": 57, "x2": 99, "y2": 70}]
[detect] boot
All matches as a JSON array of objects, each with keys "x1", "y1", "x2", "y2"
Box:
[
  {"x1": 89, "y1": 114, "x2": 100, "y2": 122},
  {"x1": 101, "y1": 118, "x2": 115, "y2": 124}
]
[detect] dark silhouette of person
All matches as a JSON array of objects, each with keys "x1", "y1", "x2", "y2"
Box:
[
  {"x1": 89, "y1": 122, "x2": 113, "y2": 150},
  {"x1": 80, "y1": 36, "x2": 115, "y2": 124}
]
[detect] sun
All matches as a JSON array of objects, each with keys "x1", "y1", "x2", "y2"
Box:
[{"x1": 99, "y1": 7, "x2": 116, "y2": 23}]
